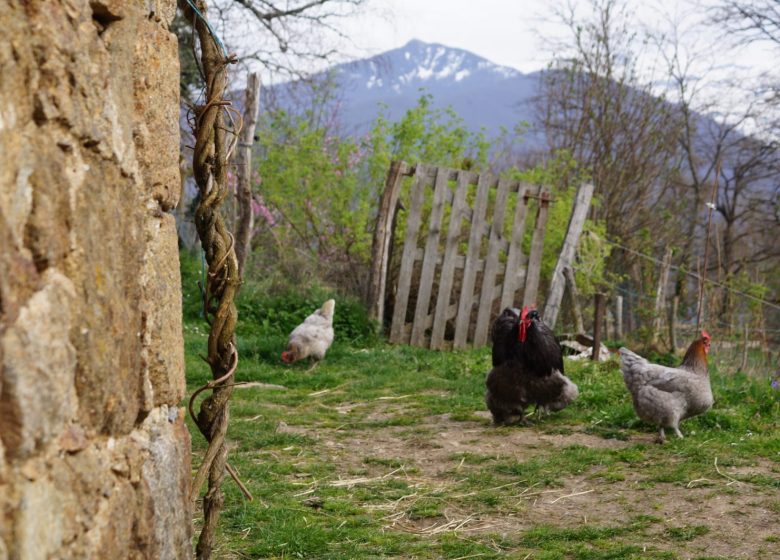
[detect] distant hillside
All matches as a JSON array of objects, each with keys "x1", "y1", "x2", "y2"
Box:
[{"x1": 264, "y1": 39, "x2": 543, "y2": 142}]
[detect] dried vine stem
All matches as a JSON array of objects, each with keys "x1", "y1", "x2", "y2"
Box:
[{"x1": 180, "y1": 1, "x2": 247, "y2": 559}]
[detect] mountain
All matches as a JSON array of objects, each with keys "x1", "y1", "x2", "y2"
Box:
[{"x1": 267, "y1": 39, "x2": 542, "y2": 141}]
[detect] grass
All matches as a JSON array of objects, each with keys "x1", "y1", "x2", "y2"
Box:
[{"x1": 184, "y1": 313, "x2": 780, "y2": 559}]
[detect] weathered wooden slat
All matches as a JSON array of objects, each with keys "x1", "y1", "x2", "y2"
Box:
[
  {"x1": 382, "y1": 160, "x2": 554, "y2": 350},
  {"x1": 430, "y1": 170, "x2": 472, "y2": 350},
  {"x1": 421, "y1": 302, "x2": 459, "y2": 334},
  {"x1": 473, "y1": 177, "x2": 513, "y2": 346},
  {"x1": 522, "y1": 191, "x2": 551, "y2": 308},
  {"x1": 542, "y1": 182, "x2": 594, "y2": 328},
  {"x1": 499, "y1": 183, "x2": 538, "y2": 310},
  {"x1": 368, "y1": 161, "x2": 412, "y2": 323},
  {"x1": 453, "y1": 172, "x2": 493, "y2": 348},
  {"x1": 389, "y1": 165, "x2": 429, "y2": 343},
  {"x1": 410, "y1": 166, "x2": 450, "y2": 346},
  {"x1": 414, "y1": 239, "x2": 515, "y2": 264}
]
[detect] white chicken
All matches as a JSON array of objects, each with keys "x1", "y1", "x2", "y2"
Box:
[{"x1": 281, "y1": 299, "x2": 335, "y2": 367}]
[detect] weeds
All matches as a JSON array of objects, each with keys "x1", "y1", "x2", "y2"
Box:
[{"x1": 183, "y1": 268, "x2": 780, "y2": 558}]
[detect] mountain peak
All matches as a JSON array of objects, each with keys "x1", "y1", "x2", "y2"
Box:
[
  {"x1": 268, "y1": 41, "x2": 539, "y2": 140},
  {"x1": 345, "y1": 39, "x2": 522, "y2": 92}
]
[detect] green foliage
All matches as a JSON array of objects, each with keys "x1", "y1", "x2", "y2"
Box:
[
  {"x1": 255, "y1": 106, "x2": 371, "y2": 285},
  {"x1": 170, "y1": 8, "x2": 204, "y2": 106},
  {"x1": 365, "y1": 94, "x2": 491, "y2": 184},
  {"x1": 725, "y1": 270, "x2": 769, "y2": 316},
  {"x1": 181, "y1": 249, "x2": 377, "y2": 344},
  {"x1": 664, "y1": 525, "x2": 710, "y2": 541},
  {"x1": 252, "y1": 92, "x2": 496, "y2": 297},
  {"x1": 236, "y1": 284, "x2": 378, "y2": 345},
  {"x1": 184, "y1": 310, "x2": 780, "y2": 559},
  {"x1": 180, "y1": 249, "x2": 205, "y2": 321},
  {"x1": 506, "y1": 150, "x2": 611, "y2": 301}
]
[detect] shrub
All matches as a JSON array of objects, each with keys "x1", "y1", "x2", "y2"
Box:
[{"x1": 182, "y1": 249, "x2": 378, "y2": 344}]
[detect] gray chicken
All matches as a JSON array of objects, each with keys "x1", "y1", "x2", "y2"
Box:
[{"x1": 619, "y1": 331, "x2": 713, "y2": 443}]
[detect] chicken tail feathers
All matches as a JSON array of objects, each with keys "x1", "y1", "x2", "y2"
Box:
[{"x1": 319, "y1": 299, "x2": 336, "y2": 320}]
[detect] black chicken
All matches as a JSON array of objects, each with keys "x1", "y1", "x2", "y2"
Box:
[{"x1": 485, "y1": 306, "x2": 579, "y2": 425}]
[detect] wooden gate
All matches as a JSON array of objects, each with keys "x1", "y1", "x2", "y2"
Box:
[{"x1": 369, "y1": 161, "x2": 551, "y2": 350}]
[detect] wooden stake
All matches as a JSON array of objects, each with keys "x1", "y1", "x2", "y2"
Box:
[
  {"x1": 367, "y1": 160, "x2": 409, "y2": 325},
  {"x1": 592, "y1": 293, "x2": 605, "y2": 361},
  {"x1": 668, "y1": 296, "x2": 678, "y2": 353},
  {"x1": 740, "y1": 324, "x2": 749, "y2": 372},
  {"x1": 522, "y1": 191, "x2": 551, "y2": 309},
  {"x1": 615, "y1": 295, "x2": 623, "y2": 339},
  {"x1": 652, "y1": 247, "x2": 673, "y2": 346},
  {"x1": 564, "y1": 266, "x2": 584, "y2": 334},
  {"x1": 234, "y1": 73, "x2": 261, "y2": 277},
  {"x1": 542, "y1": 182, "x2": 594, "y2": 328}
]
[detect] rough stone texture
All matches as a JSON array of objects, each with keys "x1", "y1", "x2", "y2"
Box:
[
  {"x1": 0, "y1": 1, "x2": 190, "y2": 557},
  {"x1": 0, "y1": 270, "x2": 78, "y2": 459},
  {"x1": 141, "y1": 213, "x2": 186, "y2": 409}
]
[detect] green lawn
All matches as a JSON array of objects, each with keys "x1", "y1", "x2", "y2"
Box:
[{"x1": 185, "y1": 320, "x2": 780, "y2": 559}]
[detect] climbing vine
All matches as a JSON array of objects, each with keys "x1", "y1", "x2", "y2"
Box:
[{"x1": 179, "y1": 1, "x2": 248, "y2": 558}]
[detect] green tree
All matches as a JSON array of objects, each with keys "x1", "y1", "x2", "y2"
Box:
[{"x1": 252, "y1": 93, "x2": 494, "y2": 298}]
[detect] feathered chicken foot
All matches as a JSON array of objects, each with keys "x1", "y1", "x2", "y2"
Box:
[
  {"x1": 531, "y1": 404, "x2": 550, "y2": 422},
  {"x1": 305, "y1": 361, "x2": 320, "y2": 373},
  {"x1": 657, "y1": 426, "x2": 684, "y2": 444},
  {"x1": 492, "y1": 411, "x2": 529, "y2": 426}
]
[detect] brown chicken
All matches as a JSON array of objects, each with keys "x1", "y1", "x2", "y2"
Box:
[
  {"x1": 619, "y1": 331, "x2": 713, "y2": 443},
  {"x1": 485, "y1": 307, "x2": 579, "y2": 425},
  {"x1": 281, "y1": 299, "x2": 335, "y2": 366}
]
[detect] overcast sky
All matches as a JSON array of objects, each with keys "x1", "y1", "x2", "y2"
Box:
[
  {"x1": 217, "y1": 0, "x2": 777, "y2": 119},
  {"x1": 311, "y1": 0, "x2": 774, "y2": 117},
  {"x1": 338, "y1": 0, "x2": 775, "y2": 75}
]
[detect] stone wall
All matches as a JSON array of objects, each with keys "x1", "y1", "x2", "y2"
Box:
[{"x1": 0, "y1": 0, "x2": 191, "y2": 557}]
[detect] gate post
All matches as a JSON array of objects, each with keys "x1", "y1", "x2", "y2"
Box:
[{"x1": 368, "y1": 160, "x2": 409, "y2": 326}]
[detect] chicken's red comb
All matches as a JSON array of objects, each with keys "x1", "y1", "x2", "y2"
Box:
[
  {"x1": 701, "y1": 330, "x2": 711, "y2": 341},
  {"x1": 520, "y1": 306, "x2": 529, "y2": 321}
]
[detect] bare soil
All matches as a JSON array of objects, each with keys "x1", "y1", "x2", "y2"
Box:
[{"x1": 282, "y1": 410, "x2": 780, "y2": 559}]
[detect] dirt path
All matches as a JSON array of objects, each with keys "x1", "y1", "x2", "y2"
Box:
[{"x1": 278, "y1": 409, "x2": 780, "y2": 559}]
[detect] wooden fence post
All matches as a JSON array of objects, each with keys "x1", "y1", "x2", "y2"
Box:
[
  {"x1": 615, "y1": 295, "x2": 623, "y2": 339},
  {"x1": 473, "y1": 178, "x2": 513, "y2": 346},
  {"x1": 564, "y1": 266, "x2": 584, "y2": 334},
  {"x1": 668, "y1": 295, "x2": 678, "y2": 352},
  {"x1": 368, "y1": 160, "x2": 408, "y2": 325},
  {"x1": 390, "y1": 165, "x2": 427, "y2": 343},
  {"x1": 740, "y1": 324, "x2": 749, "y2": 372},
  {"x1": 430, "y1": 170, "x2": 470, "y2": 350},
  {"x1": 499, "y1": 183, "x2": 533, "y2": 311},
  {"x1": 522, "y1": 191, "x2": 551, "y2": 309},
  {"x1": 234, "y1": 73, "x2": 261, "y2": 277},
  {"x1": 542, "y1": 182, "x2": 594, "y2": 328},
  {"x1": 592, "y1": 293, "x2": 605, "y2": 361},
  {"x1": 453, "y1": 172, "x2": 492, "y2": 348},
  {"x1": 652, "y1": 247, "x2": 673, "y2": 346},
  {"x1": 410, "y1": 167, "x2": 450, "y2": 346}
]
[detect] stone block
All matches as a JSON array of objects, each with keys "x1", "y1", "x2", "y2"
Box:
[
  {"x1": 141, "y1": 214, "x2": 185, "y2": 407},
  {"x1": 134, "y1": 18, "x2": 181, "y2": 211},
  {"x1": 140, "y1": 406, "x2": 192, "y2": 558},
  {"x1": 0, "y1": 270, "x2": 77, "y2": 459}
]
